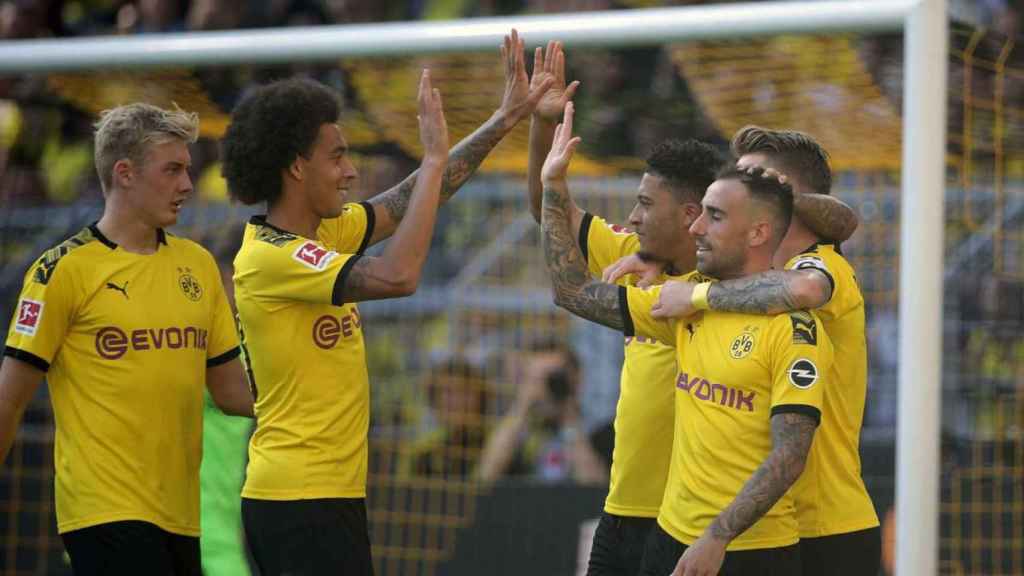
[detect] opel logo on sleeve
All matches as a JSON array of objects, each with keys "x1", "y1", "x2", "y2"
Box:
[{"x1": 788, "y1": 359, "x2": 819, "y2": 389}]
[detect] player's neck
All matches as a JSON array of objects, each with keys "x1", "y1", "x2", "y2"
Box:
[
  {"x1": 668, "y1": 246, "x2": 697, "y2": 276},
  {"x1": 266, "y1": 196, "x2": 322, "y2": 240},
  {"x1": 773, "y1": 221, "x2": 820, "y2": 269},
  {"x1": 96, "y1": 204, "x2": 161, "y2": 255}
]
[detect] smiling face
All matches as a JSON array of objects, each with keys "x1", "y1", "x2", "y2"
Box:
[
  {"x1": 627, "y1": 172, "x2": 698, "y2": 264},
  {"x1": 688, "y1": 177, "x2": 754, "y2": 280},
  {"x1": 115, "y1": 138, "x2": 193, "y2": 228},
  {"x1": 300, "y1": 123, "x2": 358, "y2": 218}
]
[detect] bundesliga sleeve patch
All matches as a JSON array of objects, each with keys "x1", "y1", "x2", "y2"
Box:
[
  {"x1": 608, "y1": 223, "x2": 633, "y2": 235},
  {"x1": 14, "y1": 298, "x2": 44, "y2": 336},
  {"x1": 293, "y1": 241, "x2": 339, "y2": 271},
  {"x1": 788, "y1": 358, "x2": 819, "y2": 389},
  {"x1": 789, "y1": 311, "x2": 818, "y2": 346}
]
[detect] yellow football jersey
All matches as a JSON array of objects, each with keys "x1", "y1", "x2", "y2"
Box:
[
  {"x1": 235, "y1": 203, "x2": 374, "y2": 500},
  {"x1": 786, "y1": 243, "x2": 879, "y2": 537},
  {"x1": 4, "y1": 225, "x2": 240, "y2": 536},
  {"x1": 624, "y1": 279, "x2": 831, "y2": 550},
  {"x1": 580, "y1": 213, "x2": 679, "y2": 518}
]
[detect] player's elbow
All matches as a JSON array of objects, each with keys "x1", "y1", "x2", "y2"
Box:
[
  {"x1": 791, "y1": 274, "x2": 831, "y2": 310},
  {"x1": 388, "y1": 270, "x2": 422, "y2": 297}
]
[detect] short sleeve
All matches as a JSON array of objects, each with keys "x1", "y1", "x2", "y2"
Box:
[
  {"x1": 3, "y1": 258, "x2": 77, "y2": 371},
  {"x1": 581, "y1": 213, "x2": 641, "y2": 279},
  {"x1": 785, "y1": 251, "x2": 834, "y2": 303},
  {"x1": 317, "y1": 202, "x2": 375, "y2": 255},
  {"x1": 785, "y1": 248, "x2": 861, "y2": 323},
  {"x1": 245, "y1": 239, "x2": 362, "y2": 307},
  {"x1": 623, "y1": 284, "x2": 678, "y2": 347},
  {"x1": 766, "y1": 311, "x2": 830, "y2": 424},
  {"x1": 201, "y1": 253, "x2": 241, "y2": 367}
]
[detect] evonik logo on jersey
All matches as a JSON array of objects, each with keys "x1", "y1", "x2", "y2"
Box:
[
  {"x1": 14, "y1": 299, "x2": 43, "y2": 336},
  {"x1": 94, "y1": 326, "x2": 209, "y2": 360},
  {"x1": 676, "y1": 372, "x2": 755, "y2": 412},
  {"x1": 293, "y1": 242, "x2": 339, "y2": 271},
  {"x1": 312, "y1": 308, "x2": 362, "y2": 349}
]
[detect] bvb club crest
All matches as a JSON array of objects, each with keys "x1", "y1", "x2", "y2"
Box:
[
  {"x1": 730, "y1": 330, "x2": 756, "y2": 359},
  {"x1": 177, "y1": 267, "x2": 203, "y2": 302}
]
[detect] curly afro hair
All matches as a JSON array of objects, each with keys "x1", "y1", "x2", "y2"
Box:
[
  {"x1": 221, "y1": 78, "x2": 341, "y2": 206},
  {"x1": 645, "y1": 139, "x2": 725, "y2": 204}
]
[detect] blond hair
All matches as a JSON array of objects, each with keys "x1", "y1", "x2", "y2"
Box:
[{"x1": 93, "y1": 103, "x2": 199, "y2": 192}]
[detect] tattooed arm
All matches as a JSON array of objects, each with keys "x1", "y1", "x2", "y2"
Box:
[
  {"x1": 341, "y1": 71, "x2": 448, "y2": 301},
  {"x1": 543, "y1": 181, "x2": 625, "y2": 331},
  {"x1": 794, "y1": 193, "x2": 859, "y2": 243},
  {"x1": 710, "y1": 412, "x2": 817, "y2": 539},
  {"x1": 707, "y1": 268, "x2": 832, "y2": 314},
  {"x1": 540, "y1": 103, "x2": 624, "y2": 331},
  {"x1": 673, "y1": 412, "x2": 818, "y2": 575},
  {"x1": 367, "y1": 29, "x2": 552, "y2": 246}
]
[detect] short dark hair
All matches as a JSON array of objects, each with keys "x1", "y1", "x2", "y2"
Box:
[
  {"x1": 730, "y1": 125, "x2": 832, "y2": 195},
  {"x1": 221, "y1": 78, "x2": 341, "y2": 206},
  {"x1": 716, "y1": 164, "x2": 794, "y2": 247},
  {"x1": 645, "y1": 139, "x2": 725, "y2": 203}
]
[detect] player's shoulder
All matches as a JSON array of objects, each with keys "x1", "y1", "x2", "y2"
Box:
[
  {"x1": 238, "y1": 216, "x2": 341, "y2": 273},
  {"x1": 788, "y1": 242, "x2": 852, "y2": 273},
  {"x1": 766, "y1": 308, "x2": 823, "y2": 346},
  {"x1": 245, "y1": 216, "x2": 302, "y2": 250},
  {"x1": 28, "y1": 225, "x2": 107, "y2": 285}
]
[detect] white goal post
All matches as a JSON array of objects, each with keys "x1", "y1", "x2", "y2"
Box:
[{"x1": 0, "y1": 1, "x2": 947, "y2": 573}]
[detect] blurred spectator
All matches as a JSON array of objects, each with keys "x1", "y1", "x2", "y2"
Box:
[
  {"x1": 116, "y1": 0, "x2": 186, "y2": 34},
  {"x1": 399, "y1": 355, "x2": 492, "y2": 480},
  {"x1": 477, "y1": 340, "x2": 610, "y2": 485}
]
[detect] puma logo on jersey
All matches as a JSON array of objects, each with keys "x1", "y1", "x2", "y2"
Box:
[{"x1": 105, "y1": 281, "x2": 129, "y2": 299}]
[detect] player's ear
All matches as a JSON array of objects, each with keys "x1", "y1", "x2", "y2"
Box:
[
  {"x1": 682, "y1": 202, "x2": 702, "y2": 227},
  {"x1": 112, "y1": 158, "x2": 134, "y2": 189},
  {"x1": 748, "y1": 218, "x2": 772, "y2": 248},
  {"x1": 287, "y1": 155, "x2": 305, "y2": 182}
]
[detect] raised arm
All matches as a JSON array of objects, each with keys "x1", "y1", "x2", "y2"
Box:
[
  {"x1": 541, "y1": 102, "x2": 623, "y2": 331},
  {"x1": 673, "y1": 412, "x2": 817, "y2": 575},
  {"x1": 794, "y1": 193, "x2": 859, "y2": 243},
  {"x1": 340, "y1": 70, "x2": 448, "y2": 301},
  {"x1": 527, "y1": 41, "x2": 582, "y2": 227},
  {"x1": 367, "y1": 29, "x2": 552, "y2": 246}
]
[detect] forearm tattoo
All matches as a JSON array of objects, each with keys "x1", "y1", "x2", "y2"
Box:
[
  {"x1": 708, "y1": 270, "x2": 800, "y2": 315},
  {"x1": 371, "y1": 116, "x2": 507, "y2": 223},
  {"x1": 708, "y1": 412, "x2": 817, "y2": 541},
  {"x1": 542, "y1": 185, "x2": 624, "y2": 331}
]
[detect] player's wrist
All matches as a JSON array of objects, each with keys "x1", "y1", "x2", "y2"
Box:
[{"x1": 691, "y1": 281, "x2": 712, "y2": 311}]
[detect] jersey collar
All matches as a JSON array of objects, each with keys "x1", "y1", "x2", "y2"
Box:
[
  {"x1": 249, "y1": 215, "x2": 300, "y2": 237},
  {"x1": 88, "y1": 223, "x2": 168, "y2": 250}
]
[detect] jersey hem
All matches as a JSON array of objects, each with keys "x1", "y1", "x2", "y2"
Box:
[
  {"x1": 656, "y1": 517, "x2": 799, "y2": 551},
  {"x1": 240, "y1": 487, "x2": 367, "y2": 500},
  {"x1": 57, "y1": 512, "x2": 199, "y2": 537},
  {"x1": 798, "y1": 516, "x2": 880, "y2": 538},
  {"x1": 332, "y1": 253, "x2": 364, "y2": 306},
  {"x1": 619, "y1": 286, "x2": 634, "y2": 337},
  {"x1": 603, "y1": 502, "x2": 659, "y2": 518},
  {"x1": 579, "y1": 212, "x2": 594, "y2": 261},
  {"x1": 770, "y1": 403, "x2": 821, "y2": 425},
  {"x1": 2, "y1": 346, "x2": 50, "y2": 372},
  {"x1": 357, "y1": 201, "x2": 376, "y2": 255},
  {"x1": 207, "y1": 346, "x2": 240, "y2": 367}
]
